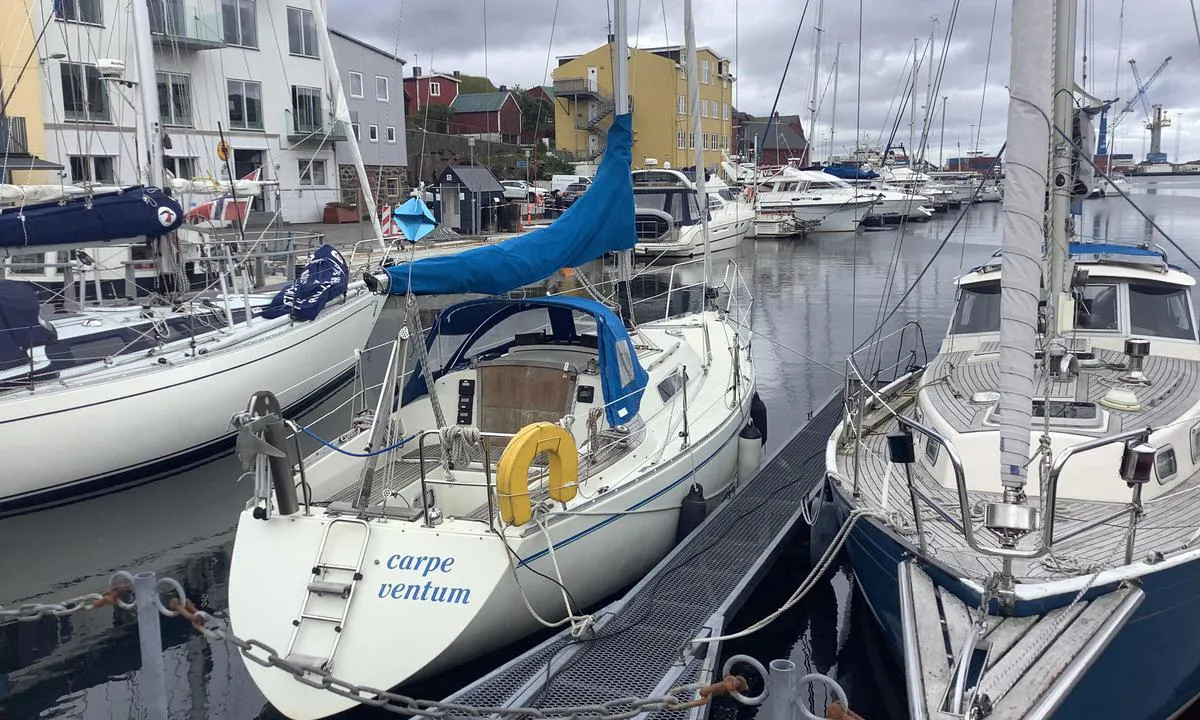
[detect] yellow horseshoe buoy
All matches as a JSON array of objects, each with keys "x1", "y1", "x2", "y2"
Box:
[{"x1": 496, "y1": 422, "x2": 579, "y2": 526}]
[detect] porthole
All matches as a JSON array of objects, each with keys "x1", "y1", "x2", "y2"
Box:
[{"x1": 1157, "y1": 446, "x2": 1178, "y2": 484}]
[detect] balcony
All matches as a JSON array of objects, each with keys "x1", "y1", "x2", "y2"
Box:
[
  {"x1": 0, "y1": 116, "x2": 29, "y2": 156},
  {"x1": 285, "y1": 112, "x2": 349, "y2": 144},
  {"x1": 552, "y1": 78, "x2": 609, "y2": 100},
  {"x1": 149, "y1": 0, "x2": 226, "y2": 51}
]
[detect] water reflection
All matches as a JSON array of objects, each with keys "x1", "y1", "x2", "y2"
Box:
[{"x1": 5, "y1": 180, "x2": 1200, "y2": 719}]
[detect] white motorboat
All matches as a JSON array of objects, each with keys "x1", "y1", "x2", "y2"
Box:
[
  {"x1": 225, "y1": 6, "x2": 763, "y2": 718},
  {"x1": 752, "y1": 167, "x2": 877, "y2": 235},
  {"x1": 633, "y1": 170, "x2": 754, "y2": 257}
]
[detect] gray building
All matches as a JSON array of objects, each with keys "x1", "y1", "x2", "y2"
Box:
[{"x1": 329, "y1": 29, "x2": 409, "y2": 211}]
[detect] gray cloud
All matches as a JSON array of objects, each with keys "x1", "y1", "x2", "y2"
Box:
[{"x1": 331, "y1": 0, "x2": 1200, "y2": 162}]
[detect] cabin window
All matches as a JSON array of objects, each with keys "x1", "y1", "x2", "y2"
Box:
[
  {"x1": 47, "y1": 332, "x2": 130, "y2": 364},
  {"x1": 1156, "y1": 446, "x2": 1178, "y2": 484},
  {"x1": 1073, "y1": 284, "x2": 1118, "y2": 331},
  {"x1": 950, "y1": 282, "x2": 1001, "y2": 334},
  {"x1": 924, "y1": 433, "x2": 940, "y2": 466},
  {"x1": 657, "y1": 366, "x2": 689, "y2": 402},
  {"x1": 1191, "y1": 423, "x2": 1200, "y2": 464},
  {"x1": 1129, "y1": 283, "x2": 1195, "y2": 340}
]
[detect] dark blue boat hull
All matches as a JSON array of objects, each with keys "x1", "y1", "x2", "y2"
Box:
[{"x1": 823, "y1": 476, "x2": 1200, "y2": 719}]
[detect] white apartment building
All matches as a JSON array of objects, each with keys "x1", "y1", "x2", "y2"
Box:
[{"x1": 34, "y1": 0, "x2": 345, "y2": 223}]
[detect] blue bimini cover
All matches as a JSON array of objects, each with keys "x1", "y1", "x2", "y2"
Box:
[
  {"x1": 0, "y1": 186, "x2": 183, "y2": 250},
  {"x1": 404, "y1": 295, "x2": 648, "y2": 427},
  {"x1": 380, "y1": 114, "x2": 637, "y2": 296},
  {"x1": 261, "y1": 244, "x2": 349, "y2": 321}
]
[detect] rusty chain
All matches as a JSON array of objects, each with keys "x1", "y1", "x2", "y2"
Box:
[{"x1": 7, "y1": 572, "x2": 761, "y2": 720}]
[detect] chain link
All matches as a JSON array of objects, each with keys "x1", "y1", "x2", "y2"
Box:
[{"x1": 8, "y1": 572, "x2": 759, "y2": 719}]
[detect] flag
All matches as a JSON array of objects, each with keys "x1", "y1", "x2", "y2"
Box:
[{"x1": 185, "y1": 168, "x2": 260, "y2": 223}]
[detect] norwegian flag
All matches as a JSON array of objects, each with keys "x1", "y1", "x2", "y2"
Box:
[{"x1": 185, "y1": 168, "x2": 260, "y2": 223}]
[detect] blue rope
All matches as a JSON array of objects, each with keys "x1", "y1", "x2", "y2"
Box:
[{"x1": 299, "y1": 425, "x2": 417, "y2": 457}]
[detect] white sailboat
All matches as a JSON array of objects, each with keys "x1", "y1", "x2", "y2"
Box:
[
  {"x1": 821, "y1": 1, "x2": 1200, "y2": 717},
  {"x1": 0, "y1": 0, "x2": 386, "y2": 512},
  {"x1": 224, "y1": 3, "x2": 763, "y2": 718}
]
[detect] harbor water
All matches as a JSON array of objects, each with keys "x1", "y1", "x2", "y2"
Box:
[{"x1": 3, "y1": 177, "x2": 1200, "y2": 719}]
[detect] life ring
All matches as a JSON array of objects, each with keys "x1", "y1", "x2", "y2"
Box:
[{"x1": 496, "y1": 422, "x2": 579, "y2": 526}]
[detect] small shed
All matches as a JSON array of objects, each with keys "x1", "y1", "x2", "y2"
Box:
[{"x1": 433, "y1": 165, "x2": 506, "y2": 235}]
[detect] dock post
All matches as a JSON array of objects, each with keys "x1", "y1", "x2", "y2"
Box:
[
  {"x1": 766, "y1": 659, "x2": 798, "y2": 720},
  {"x1": 133, "y1": 571, "x2": 169, "y2": 720}
]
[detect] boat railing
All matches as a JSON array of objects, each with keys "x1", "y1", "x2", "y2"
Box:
[
  {"x1": 640, "y1": 257, "x2": 753, "y2": 325},
  {"x1": 415, "y1": 429, "x2": 510, "y2": 531},
  {"x1": 843, "y1": 325, "x2": 1150, "y2": 563}
]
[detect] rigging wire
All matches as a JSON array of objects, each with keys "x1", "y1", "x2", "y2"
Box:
[
  {"x1": 755, "y1": 0, "x2": 813, "y2": 151},
  {"x1": 851, "y1": 0, "x2": 862, "y2": 348},
  {"x1": 974, "y1": 0, "x2": 1000, "y2": 153}
]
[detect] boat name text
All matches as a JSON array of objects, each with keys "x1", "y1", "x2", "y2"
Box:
[{"x1": 378, "y1": 553, "x2": 470, "y2": 605}]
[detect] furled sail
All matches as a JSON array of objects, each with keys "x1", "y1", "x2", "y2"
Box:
[
  {"x1": 377, "y1": 114, "x2": 636, "y2": 296},
  {"x1": 0, "y1": 186, "x2": 184, "y2": 254}
]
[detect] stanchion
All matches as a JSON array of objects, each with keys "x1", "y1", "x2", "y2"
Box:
[{"x1": 133, "y1": 571, "x2": 169, "y2": 720}]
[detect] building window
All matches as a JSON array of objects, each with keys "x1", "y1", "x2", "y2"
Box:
[
  {"x1": 69, "y1": 155, "x2": 115, "y2": 184},
  {"x1": 60, "y1": 63, "x2": 110, "y2": 122},
  {"x1": 165, "y1": 157, "x2": 197, "y2": 179},
  {"x1": 349, "y1": 71, "x2": 363, "y2": 98},
  {"x1": 429, "y1": 80, "x2": 441, "y2": 97},
  {"x1": 291, "y1": 86, "x2": 324, "y2": 134},
  {"x1": 286, "y1": 6, "x2": 318, "y2": 58},
  {"x1": 55, "y1": 0, "x2": 103, "y2": 25},
  {"x1": 156, "y1": 72, "x2": 192, "y2": 127},
  {"x1": 227, "y1": 79, "x2": 263, "y2": 130},
  {"x1": 221, "y1": 0, "x2": 257, "y2": 47},
  {"x1": 376, "y1": 76, "x2": 389, "y2": 101},
  {"x1": 700, "y1": 98, "x2": 708, "y2": 118},
  {"x1": 386, "y1": 126, "x2": 396, "y2": 143},
  {"x1": 700, "y1": 58, "x2": 711, "y2": 84},
  {"x1": 723, "y1": 102, "x2": 729, "y2": 120},
  {"x1": 677, "y1": 129, "x2": 686, "y2": 149},
  {"x1": 368, "y1": 124, "x2": 378, "y2": 142},
  {"x1": 689, "y1": 132, "x2": 695, "y2": 149},
  {"x1": 298, "y1": 159, "x2": 326, "y2": 186},
  {"x1": 350, "y1": 110, "x2": 360, "y2": 140},
  {"x1": 678, "y1": 95, "x2": 685, "y2": 115},
  {"x1": 384, "y1": 176, "x2": 400, "y2": 196},
  {"x1": 679, "y1": 61, "x2": 687, "y2": 80}
]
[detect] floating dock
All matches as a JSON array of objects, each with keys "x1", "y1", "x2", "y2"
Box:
[{"x1": 446, "y1": 394, "x2": 843, "y2": 716}]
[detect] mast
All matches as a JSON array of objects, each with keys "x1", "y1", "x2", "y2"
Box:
[
  {"x1": 311, "y1": 0, "x2": 388, "y2": 253},
  {"x1": 128, "y1": 0, "x2": 162, "y2": 187},
  {"x1": 807, "y1": 0, "x2": 824, "y2": 165},
  {"x1": 921, "y1": 18, "x2": 936, "y2": 166},
  {"x1": 684, "y1": 0, "x2": 712, "y2": 295},
  {"x1": 611, "y1": 0, "x2": 636, "y2": 326},
  {"x1": 828, "y1": 41, "x2": 840, "y2": 162},
  {"x1": 908, "y1": 37, "x2": 917, "y2": 168},
  {"x1": 1047, "y1": 0, "x2": 1077, "y2": 338},
  {"x1": 996, "y1": 0, "x2": 1053, "y2": 502}
]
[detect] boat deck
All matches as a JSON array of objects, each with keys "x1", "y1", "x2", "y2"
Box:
[
  {"x1": 835, "y1": 410, "x2": 1200, "y2": 581},
  {"x1": 444, "y1": 394, "x2": 842, "y2": 717}
]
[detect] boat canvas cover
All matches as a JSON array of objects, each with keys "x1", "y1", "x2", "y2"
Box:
[
  {"x1": 404, "y1": 296, "x2": 648, "y2": 426},
  {"x1": 0, "y1": 280, "x2": 55, "y2": 372},
  {"x1": 380, "y1": 114, "x2": 636, "y2": 295},
  {"x1": 0, "y1": 186, "x2": 183, "y2": 249},
  {"x1": 261, "y1": 244, "x2": 349, "y2": 321}
]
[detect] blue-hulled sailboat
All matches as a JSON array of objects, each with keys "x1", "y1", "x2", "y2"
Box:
[{"x1": 820, "y1": 1, "x2": 1200, "y2": 718}]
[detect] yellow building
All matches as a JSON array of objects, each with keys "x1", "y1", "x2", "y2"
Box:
[
  {"x1": 0, "y1": 0, "x2": 54, "y2": 184},
  {"x1": 552, "y1": 43, "x2": 734, "y2": 170}
]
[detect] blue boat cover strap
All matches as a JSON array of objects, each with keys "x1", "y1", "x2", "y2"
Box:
[
  {"x1": 0, "y1": 186, "x2": 183, "y2": 250},
  {"x1": 403, "y1": 296, "x2": 647, "y2": 426},
  {"x1": 381, "y1": 114, "x2": 637, "y2": 296},
  {"x1": 261, "y1": 244, "x2": 350, "y2": 321}
]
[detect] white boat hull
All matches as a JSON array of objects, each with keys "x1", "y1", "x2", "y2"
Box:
[
  {"x1": 0, "y1": 288, "x2": 385, "y2": 510},
  {"x1": 792, "y1": 200, "x2": 873, "y2": 233},
  {"x1": 635, "y1": 206, "x2": 755, "y2": 257}
]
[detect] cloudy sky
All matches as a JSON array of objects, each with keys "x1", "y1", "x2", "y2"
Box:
[{"x1": 332, "y1": 0, "x2": 1200, "y2": 164}]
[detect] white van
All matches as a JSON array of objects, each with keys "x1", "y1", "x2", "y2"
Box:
[{"x1": 551, "y1": 175, "x2": 592, "y2": 193}]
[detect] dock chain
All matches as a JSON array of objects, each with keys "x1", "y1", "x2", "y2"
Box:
[{"x1": 2, "y1": 573, "x2": 767, "y2": 720}]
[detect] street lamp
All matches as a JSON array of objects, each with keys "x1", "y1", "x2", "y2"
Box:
[{"x1": 524, "y1": 148, "x2": 532, "y2": 185}]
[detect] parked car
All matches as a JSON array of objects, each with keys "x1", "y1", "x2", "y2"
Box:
[
  {"x1": 551, "y1": 175, "x2": 593, "y2": 193},
  {"x1": 500, "y1": 180, "x2": 545, "y2": 203},
  {"x1": 561, "y1": 182, "x2": 589, "y2": 206}
]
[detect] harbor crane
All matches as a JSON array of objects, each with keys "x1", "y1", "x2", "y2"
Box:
[{"x1": 1098, "y1": 56, "x2": 1172, "y2": 163}]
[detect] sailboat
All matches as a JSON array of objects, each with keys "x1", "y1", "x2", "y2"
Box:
[
  {"x1": 225, "y1": 3, "x2": 762, "y2": 718},
  {"x1": 820, "y1": 1, "x2": 1200, "y2": 718},
  {"x1": 0, "y1": 0, "x2": 385, "y2": 512}
]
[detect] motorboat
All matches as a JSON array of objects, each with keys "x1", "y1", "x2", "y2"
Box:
[{"x1": 633, "y1": 169, "x2": 754, "y2": 257}]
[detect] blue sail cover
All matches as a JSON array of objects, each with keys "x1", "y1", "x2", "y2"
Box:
[
  {"x1": 822, "y1": 165, "x2": 879, "y2": 180},
  {"x1": 0, "y1": 186, "x2": 183, "y2": 249},
  {"x1": 381, "y1": 114, "x2": 636, "y2": 296},
  {"x1": 402, "y1": 296, "x2": 648, "y2": 426},
  {"x1": 261, "y1": 244, "x2": 349, "y2": 321}
]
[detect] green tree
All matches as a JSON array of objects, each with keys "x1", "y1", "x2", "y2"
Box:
[
  {"x1": 514, "y1": 88, "x2": 554, "y2": 138},
  {"x1": 538, "y1": 153, "x2": 574, "y2": 180}
]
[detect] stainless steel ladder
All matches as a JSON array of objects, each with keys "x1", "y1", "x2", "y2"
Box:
[{"x1": 283, "y1": 517, "x2": 371, "y2": 672}]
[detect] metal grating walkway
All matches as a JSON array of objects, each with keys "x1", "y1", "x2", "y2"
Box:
[{"x1": 446, "y1": 394, "x2": 842, "y2": 716}]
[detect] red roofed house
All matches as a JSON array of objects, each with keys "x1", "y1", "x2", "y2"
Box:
[
  {"x1": 403, "y1": 67, "x2": 461, "y2": 115},
  {"x1": 449, "y1": 88, "x2": 524, "y2": 144}
]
